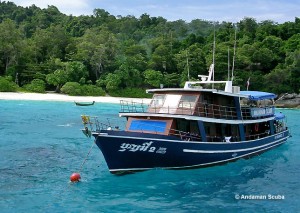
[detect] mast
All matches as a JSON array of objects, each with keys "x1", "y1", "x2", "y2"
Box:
[
  {"x1": 213, "y1": 24, "x2": 216, "y2": 82},
  {"x1": 231, "y1": 24, "x2": 237, "y2": 81},
  {"x1": 186, "y1": 50, "x2": 190, "y2": 81},
  {"x1": 228, "y1": 47, "x2": 230, "y2": 81},
  {"x1": 212, "y1": 24, "x2": 216, "y2": 89}
]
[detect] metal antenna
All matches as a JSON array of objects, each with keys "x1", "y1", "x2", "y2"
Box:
[
  {"x1": 186, "y1": 50, "x2": 190, "y2": 81},
  {"x1": 213, "y1": 24, "x2": 216, "y2": 82},
  {"x1": 231, "y1": 24, "x2": 237, "y2": 81},
  {"x1": 228, "y1": 47, "x2": 230, "y2": 81}
]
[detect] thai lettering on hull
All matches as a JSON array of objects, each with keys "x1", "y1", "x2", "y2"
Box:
[{"x1": 118, "y1": 141, "x2": 167, "y2": 154}]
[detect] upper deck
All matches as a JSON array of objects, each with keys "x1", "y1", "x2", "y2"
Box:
[
  {"x1": 120, "y1": 88, "x2": 276, "y2": 121},
  {"x1": 120, "y1": 68, "x2": 277, "y2": 121}
]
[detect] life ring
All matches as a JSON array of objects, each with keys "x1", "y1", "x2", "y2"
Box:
[
  {"x1": 81, "y1": 115, "x2": 90, "y2": 124},
  {"x1": 254, "y1": 123, "x2": 259, "y2": 132}
]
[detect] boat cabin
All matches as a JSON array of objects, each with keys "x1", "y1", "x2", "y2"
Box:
[{"x1": 119, "y1": 86, "x2": 285, "y2": 143}]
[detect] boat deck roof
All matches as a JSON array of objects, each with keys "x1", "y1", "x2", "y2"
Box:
[{"x1": 146, "y1": 88, "x2": 276, "y2": 100}]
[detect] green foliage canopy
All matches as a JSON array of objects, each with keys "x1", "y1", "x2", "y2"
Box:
[{"x1": 0, "y1": 1, "x2": 300, "y2": 96}]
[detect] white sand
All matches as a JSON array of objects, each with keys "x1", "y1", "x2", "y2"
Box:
[{"x1": 0, "y1": 92, "x2": 151, "y2": 104}]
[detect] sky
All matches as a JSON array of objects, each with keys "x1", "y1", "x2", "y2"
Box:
[{"x1": 7, "y1": 0, "x2": 300, "y2": 23}]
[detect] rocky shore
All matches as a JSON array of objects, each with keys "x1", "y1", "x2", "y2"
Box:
[{"x1": 275, "y1": 93, "x2": 300, "y2": 108}]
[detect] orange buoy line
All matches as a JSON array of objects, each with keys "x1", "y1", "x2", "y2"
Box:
[{"x1": 69, "y1": 140, "x2": 96, "y2": 182}]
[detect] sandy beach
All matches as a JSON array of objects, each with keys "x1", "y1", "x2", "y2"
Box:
[{"x1": 0, "y1": 92, "x2": 151, "y2": 104}]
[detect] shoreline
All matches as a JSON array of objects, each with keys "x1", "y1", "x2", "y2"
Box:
[
  {"x1": 1, "y1": 92, "x2": 299, "y2": 108},
  {"x1": 0, "y1": 92, "x2": 151, "y2": 104}
]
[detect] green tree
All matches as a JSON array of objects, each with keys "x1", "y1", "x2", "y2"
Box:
[
  {"x1": 286, "y1": 51, "x2": 300, "y2": 92},
  {"x1": 123, "y1": 44, "x2": 148, "y2": 71},
  {"x1": 284, "y1": 34, "x2": 300, "y2": 53},
  {"x1": 255, "y1": 20, "x2": 278, "y2": 41},
  {"x1": 46, "y1": 69, "x2": 68, "y2": 92},
  {"x1": 23, "y1": 79, "x2": 46, "y2": 93},
  {"x1": 46, "y1": 61, "x2": 88, "y2": 92},
  {"x1": 30, "y1": 25, "x2": 70, "y2": 63},
  {"x1": 143, "y1": 69, "x2": 163, "y2": 88},
  {"x1": 104, "y1": 73, "x2": 121, "y2": 91},
  {"x1": 238, "y1": 17, "x2": 258, "y2": 40},
  {"x1": 74, "y1": 28, "x2": 118, "y2": 80},
  {"x1": 0, "y1": 19, "x2": 23, "y2": 75},
  {"x1": 175, "y1": 44, "x2": 207, "y2": 83},
  {"x1": 252, "y1": 47, "x2": 275, "y2": 71},
  {"x1": 0, "y1": 76, "x2": 18, "y2": 91},
  {"x1": 115, "y1": 64, "x2": 143, "y2": 88},
  {"x1": 264, "y1": 68, "x2": 291, "y2": 94},
  {"x1": 163, "y1": 72, "x2": 180, "y2": 87}
]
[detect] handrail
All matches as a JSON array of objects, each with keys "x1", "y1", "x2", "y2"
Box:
[
  {"x1": 120, "y1": 100, "x2": 146, "y2": 113},
  {"x1": 82, "y1": 115, "x2": 287, "y2": 143},
  {"x1": 119, "y1": 99, "x2": 275, "y2": 120}
]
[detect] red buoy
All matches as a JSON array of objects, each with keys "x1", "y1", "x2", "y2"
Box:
[{"x1": 70, "y1": 173, "x2": 81, "y2": 182}]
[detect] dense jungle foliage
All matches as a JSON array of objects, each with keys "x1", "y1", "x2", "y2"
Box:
[{"x1": 0, "y1": 1, "x2": 300, "y2": 97}]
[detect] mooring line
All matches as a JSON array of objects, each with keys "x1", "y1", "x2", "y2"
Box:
[
  {"x1": 43, "y1": 139, "x2": 97, "y2": 212},
  {"x1": 78, "y1": 139, "x2": 96, "y2": 173}
]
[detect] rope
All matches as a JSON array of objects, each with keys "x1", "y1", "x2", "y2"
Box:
[
  {"x1": 78, "y1": 139, "x2": 96, "y2": 173},
  {"x1": 43, "y1": 138, "x2": 97, "y2": 211}
]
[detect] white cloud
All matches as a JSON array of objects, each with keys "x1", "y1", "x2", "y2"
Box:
[
  {"x1": 7, "y1": 0, "x2": 300, "y2": 23},
  {"x1": 9, "y1": 0, "x2": 93, "y2": 16}
]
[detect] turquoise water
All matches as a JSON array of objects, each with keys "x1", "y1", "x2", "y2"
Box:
[{"x1": 0, "y1": 100, "x2": 299, "y2": 213}]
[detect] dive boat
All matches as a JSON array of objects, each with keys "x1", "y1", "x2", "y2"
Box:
[{"x1": 81, "y1": 64, "x2": 290, "y2": 174}]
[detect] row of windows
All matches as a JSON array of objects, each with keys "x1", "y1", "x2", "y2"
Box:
[{"x1": 150, "y1": 94, "x2": 198, "y2": 109}]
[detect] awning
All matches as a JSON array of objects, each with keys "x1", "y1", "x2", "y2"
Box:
[
  {"x1": 275, "y1": 112, "x2": 285, "y2": 120},
  {"x1": 240, "y1": 91, "x2": 277, "y2": 100}
]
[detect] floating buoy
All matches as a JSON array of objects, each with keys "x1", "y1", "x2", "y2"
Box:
[{"x1": 70, "y1": 173, "x2": 81, "y2": 182}]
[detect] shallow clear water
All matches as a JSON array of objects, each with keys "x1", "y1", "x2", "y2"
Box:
[{"x1": 0, "y1": 100, "x2": 299, "y2": 213}]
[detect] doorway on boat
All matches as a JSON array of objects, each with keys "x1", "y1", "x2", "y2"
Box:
[
  {"x1": 204, "y1": 122, "x2": 240, "y2": 142},
  {"x1": 174, "y1": 119, "x2": 201, "y2": 141}
]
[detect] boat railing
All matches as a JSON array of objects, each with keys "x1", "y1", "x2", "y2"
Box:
[
  {"x1": 245, "y1": 131, "x2": 272, "y2": 141},
  {"x1": 206, "y1": 135, "x2": 241, "y2": 142},
  {"x1": 148, "y1": 102, "x2": 239, "y2": 120},
  {"x1": 120, "y1": 100, "x2": 147, "y2": 113},
  {"x1": 81, "y1": 115, "x2": 127, "y2": 132},
  {"x1": 119, "y1": 100, "x2": 274, "y2": 120},
  {"x1": 206, "y1": 130, "x2": 275, "y2": 142},
  {"x1": 120, "y1": 100, "x2": 239, "y2": 119},
  {"x1": 81, "y1": 115, "x2": 281, "y2": 142},
  {"x1": 194, "y1": 103, "x2": 238, "y2": 119}
]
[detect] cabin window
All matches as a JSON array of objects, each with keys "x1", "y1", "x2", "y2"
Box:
[
  {"x1": 150, "y1": 94, "x2": 165, "y2": 107},
  {"x1": 176, "y1": 119, "x2": 199, "y2": 135},
  {"x1": 129, "y1": 120, "x2": 167, "y2": 133},
  {"x1": 179, "y1": 95, "x2": 197, "y2": 108},
  {"x1": 203, "y1": 93, "x2": 213, "y2": 104}
]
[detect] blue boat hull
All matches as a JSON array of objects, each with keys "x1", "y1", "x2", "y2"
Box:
[{"x1": 94, "y1": 130, "x2": 290, "y2": 174}]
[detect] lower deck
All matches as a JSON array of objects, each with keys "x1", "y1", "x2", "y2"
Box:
[
  {"x1": 83, "y1": 114, "x2": 288, "y2": 144},
  {"x1": 125, "y1": 115, "x2": 288, "y2": 143}
]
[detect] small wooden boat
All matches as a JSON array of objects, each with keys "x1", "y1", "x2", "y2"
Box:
[{"x1": 75, "y1": 101, "x2": 95, "y2": 106}]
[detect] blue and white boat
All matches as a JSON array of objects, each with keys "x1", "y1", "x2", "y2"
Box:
[{"x1": 81, "y1": 64, "x2": 290, "y2": 174}]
